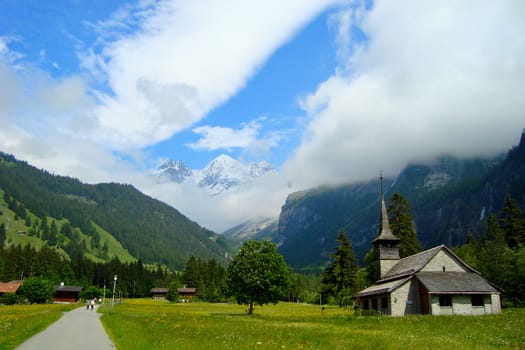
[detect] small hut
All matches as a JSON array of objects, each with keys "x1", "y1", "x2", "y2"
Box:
[
  {"x1": 54, "y1": 283, "x2": 83, "y2": 303},
  {"x1": 150, "y1": 287, "x2": 169, "y2": 300},
  {"x1": 177, "y1": 287, "x2": 197, "y2": 302}
]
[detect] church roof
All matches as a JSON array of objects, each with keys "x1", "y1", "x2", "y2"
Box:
[
  {"x1": 371, "y1": 195, "x2": 400, "y2": 243},
  {"x1": 416, "y1": 272, "x2": 500, "y2": 294},
  {"x1": 356, "y1": 277, "x2": 412, "y2": 298}
]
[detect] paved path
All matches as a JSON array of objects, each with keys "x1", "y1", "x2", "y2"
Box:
[{"x1": 16, "y1": 306, "x2": 116, "y2": 350}]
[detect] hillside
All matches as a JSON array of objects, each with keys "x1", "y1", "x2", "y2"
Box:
[
  {"x1": 277, "y1": 131, "x2": 525, "y2": 271},
  {"x1": 0, "y1": 152, "x2": 233, "y2": 270}
]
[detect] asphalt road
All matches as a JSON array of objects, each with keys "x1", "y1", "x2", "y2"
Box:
[{"x1": 16, "y1": 306, "x2": 116, "y2": 350}]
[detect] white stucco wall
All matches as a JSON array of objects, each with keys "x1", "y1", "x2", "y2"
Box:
[
  {"x1": 422, "y1": 250, "x2": 467, "y2": 272},
  {"x1": 429, "y1": 294, "x2": 501, "y2": 315},
  {"x1": 390, "y1": 279, "x2": 420, "y2": 316}
]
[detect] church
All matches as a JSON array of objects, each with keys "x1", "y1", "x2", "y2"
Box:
[{"x1": 355, "y1": 189, "x2": 502, "y2": 316}]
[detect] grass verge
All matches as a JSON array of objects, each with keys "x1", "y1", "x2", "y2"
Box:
[
  {"x1": 0, "y1": 303, "x2": 77, "y2": 350},
  {"x1": 99, "y1": 300, "x2": 525, "y2": 350}
]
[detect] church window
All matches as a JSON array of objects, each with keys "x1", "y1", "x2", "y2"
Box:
[
  {"x1": 439, "y1": 295, "x2": 452, "y2": 307},
  {"x1": 471, "y1": 295, "x2": 484, "y2": 306}
]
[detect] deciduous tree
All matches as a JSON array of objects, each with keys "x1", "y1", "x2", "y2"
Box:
[
  {"x1": 19, "y1": 276, "x2": 55, "y2": 304},
  {"x1": 226, "y1": 240, "x2": 290, "y2": 315}
]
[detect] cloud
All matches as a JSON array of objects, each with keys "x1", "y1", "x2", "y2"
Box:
[
  {"x1": 140, "y1": 171, "x2": 288, "y2": 232},
  {"x1": 284, "y1": 0, "x2": 525, "y2": 190},
  {"x1": 2, "y1": 1, "x2": 337, "y2": 180},
  {"x1": 188, "y1": 121, "x2": 261, "y2": 151},
  {"x1": 83, "y1": 0, "x2": 339, "y2": 151}
]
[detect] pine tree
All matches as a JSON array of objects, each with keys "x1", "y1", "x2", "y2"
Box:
[
  {"x1": 499, "y1": 194, "x2": 525, "y2": 249},
  {"x1": 320, "y1": 229, "x2": 359, "y2": 307},
  {"x1": 478, "y1": 214, "x2": 512, "y2": 290},
  {"x1": 0, "y1": 223, "x2": 6, "y2": 248},
  {"x1": 388, "y1": 193, "x2": 421, "y2": 258}
]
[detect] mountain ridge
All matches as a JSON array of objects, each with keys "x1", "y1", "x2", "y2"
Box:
[
  {"x1": 276, "y1": 131, "x2": 525, "y2": 271},
  {"x1": 153, "y1": 154, "x2": 275, "y2": 195},
  {"x1": 0, "y1": 152, "x2": 233, "y2": 270}
]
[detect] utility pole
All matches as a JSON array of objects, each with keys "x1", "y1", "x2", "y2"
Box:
[{"x1": 112, "y1": 275, "x2": 117, "y2": 309}]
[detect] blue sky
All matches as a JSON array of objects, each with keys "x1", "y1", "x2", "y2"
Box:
[{"x1": 1, "y1": 1, "x2": 524, "y2": 231}]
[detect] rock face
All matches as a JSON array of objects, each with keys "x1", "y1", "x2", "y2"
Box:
[{"x1": 276, "y1": 132, "x2": 525, "y2": 270}]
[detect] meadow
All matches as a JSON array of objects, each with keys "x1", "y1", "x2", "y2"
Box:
[
  {"x1": 0, "y1": 303, "x2": 77, "y2": 349},
  {"x1": 98, "y1": 300, "x2": 525, "y2": 350}
]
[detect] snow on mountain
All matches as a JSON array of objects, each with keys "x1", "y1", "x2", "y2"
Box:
[
  {"x1": 153, "y1": 154, "x2": 276, "y2": 195},
  {"x1": 153, "y1": 159, "x2": 193, "y2": 183}
]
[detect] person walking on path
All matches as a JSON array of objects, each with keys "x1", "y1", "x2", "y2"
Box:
[{"x1": 16, "y1": 306, "x2": 116, "y2": 350}]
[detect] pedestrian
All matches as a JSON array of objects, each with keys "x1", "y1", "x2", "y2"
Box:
[
  {"x1": 86, "y1": 300, "x2": 90, "y2": 310},
  {"x1": 90, "y1": 298, "x2": 95, "y2": 310}
]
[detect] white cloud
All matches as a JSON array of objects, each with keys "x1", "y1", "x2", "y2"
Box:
[
  {"x1": 140, "y1": 171, "x2": 288, "y2": 232},
  {"x1": 84, "y1": 0, "x2": 339, "y2": 151},
  {"x1": 284, "y1": 0, "x2": 525, "y2": 190},
  {"x1": 188, "y1": 121, "x2": 261, "y2": 151}
]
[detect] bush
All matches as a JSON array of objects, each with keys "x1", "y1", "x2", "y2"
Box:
[
  {"x1": 19, "y1": 277, "x2": 55, "y2": 304},
  {"x1": 1, "y1": 292, "x2": 20, "y2": 305},
  {"x1": 79, "y1": 286, "x2": 102, "y2": 300}
]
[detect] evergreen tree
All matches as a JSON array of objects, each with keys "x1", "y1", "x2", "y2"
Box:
[
  {"x1": 478, "y1": 214, "x2": 512, "y2": 291},
  {"x1": 182, "y1": 256, "x2": 205, "y2": 292},
  {"x1": 48, "y1": 220, "x2": 58, "y2": 246},
  {"x1": 499, "y1": 194, "x2": 525, "y2": 249},
  {"x1": 388, "y1": 193, "x2": 421, "y2": 258},
  {"x1": 320, "y1": 229, "x2": 359, "y2": 307},
  {"x1": 0, "y1": 223, "x2": 6, "y2": 248}
]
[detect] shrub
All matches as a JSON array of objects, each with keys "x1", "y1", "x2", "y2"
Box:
[{"x1": 1, "y1": 292, "x2": 20, "y2": 305}]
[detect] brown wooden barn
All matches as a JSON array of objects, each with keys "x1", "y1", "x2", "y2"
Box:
[
  {"x1": 150, "y1": 287, "x2": 169, "y2": 300},
  {"x1": 177, "y1": 287, "x2": 197, "y2": 302},
  {"x1": 54, "y1": 283, "x2": 83, "y2": 303}
]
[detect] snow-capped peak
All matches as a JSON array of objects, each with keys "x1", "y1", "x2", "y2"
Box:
[{"x1": 153, "y1": 154, "x2": 275, "y2": 195}]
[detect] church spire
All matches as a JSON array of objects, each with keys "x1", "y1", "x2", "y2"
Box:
[
  {"x1": 372, "y1": 173, "x2": 400, "y2": 243},
  {"x1": 372, "y1": 173, "x2": 400, "y2": 280}
]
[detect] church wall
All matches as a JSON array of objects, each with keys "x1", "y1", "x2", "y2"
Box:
[
  {"x1": 429, "y1": 294, "x2": 500, "y2": 315},
  {"x1": 489, "y1": 294, "x2": 501, "y2": 314},
  {"x1": 390, "y1": 279, "x2": 421, "y2": 316},
  {"x1": 422, "y1": 250, "x2": 468, "y2": 272}
]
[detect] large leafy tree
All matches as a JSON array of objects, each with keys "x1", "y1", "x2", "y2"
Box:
[
  {"x1": 388, "y1": 193, "x2": 421, "y2": 258},
  {"x1": 320, "y1": 229, "x2": 359, "y2": 306},
  {"x1": 19, "y1": 276, "x2": 55, "y2": 304},
  {"x1": 226, "y1": 240, "x2": 290, "y2": 315}
]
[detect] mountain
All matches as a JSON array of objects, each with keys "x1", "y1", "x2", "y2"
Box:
[
  {"x1": 0, "y1": 152, "x2": 233, "y2": 270},
  {"x1": 277, "y1": 131, "x2": 525, "y2": 271},
  {"x1": 154, "y1": 154, "x2": 275, "y2": 195},
  {"x1": 222, "y1": 217, "x2": 278, "y2": 243},
  {"x1": 153, "y1": 159, "x2": 193, "y2": 183}
]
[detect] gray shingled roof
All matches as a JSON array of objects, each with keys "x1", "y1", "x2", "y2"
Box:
[
  {"x1": 54, "y1": 285, "x2": 83, "y2": 292},
  {"x1": 416, "y1": 272, "x2": 500, "y2": 294},
  {"x1": 356, "y1": 277, "x2": 411, "y2": 298},
  {"x1": 379, "y1": 245, "x2": 444, "y2": 280}
]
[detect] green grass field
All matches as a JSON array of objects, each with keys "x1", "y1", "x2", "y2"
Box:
[
  {"x1": 98, "y1": 300, "x2": 525, "y2": 350},
  {"x1": 0, "y1": 303, "x2": 77, "y2": 350}
]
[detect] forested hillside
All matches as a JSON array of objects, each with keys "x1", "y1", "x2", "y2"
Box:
[
  {"x1": 0, "y1": 152, "x2": 232, "y2": 270},
  {"x1": 277, "y1": 131, "x2": 525, "y2": 270}
]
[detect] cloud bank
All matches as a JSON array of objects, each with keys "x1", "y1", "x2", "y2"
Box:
[{"x1": 284, "y1": 0, "x2": 525, "y2": 189}]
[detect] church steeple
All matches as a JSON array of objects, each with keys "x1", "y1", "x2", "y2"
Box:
[{"x1": 372, "y1": 174, "x2": 400, "y2": 280}]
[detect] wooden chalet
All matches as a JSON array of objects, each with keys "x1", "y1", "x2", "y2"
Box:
[
  {"x1": 177, "y1": 287, "x2": 197, "y2": 301},
  {"x1": 0, "y1": 280, "x2": 23, "y2": 295},
  {"x1": 54, "y1": 283, "x2": 83, "y2": 303},
  {"x1": 150, "y1": 287, "x2": 169, "y2": 300}
]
